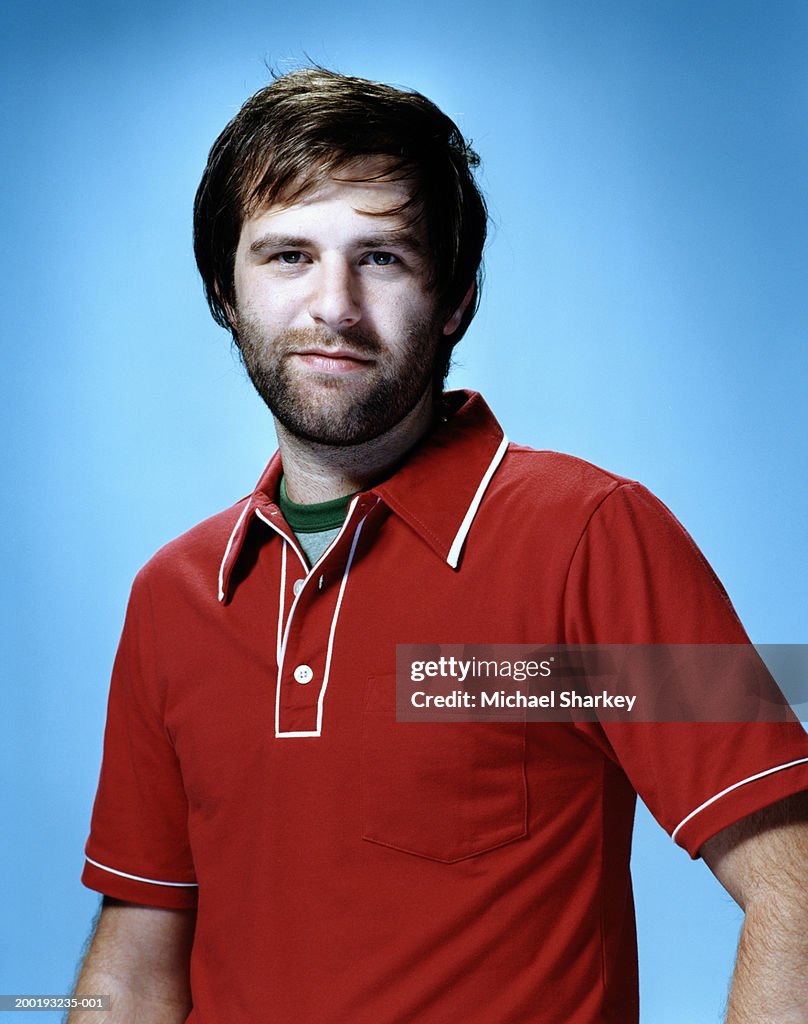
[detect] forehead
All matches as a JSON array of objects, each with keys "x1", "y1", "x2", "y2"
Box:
[{"x1": 239, "y1": 158, "x2": 423, "y2": 244}]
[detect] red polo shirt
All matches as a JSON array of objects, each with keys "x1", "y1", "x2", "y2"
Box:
[{"x1": 83, "y1": 390, "x2": 808, "y2": 1023}]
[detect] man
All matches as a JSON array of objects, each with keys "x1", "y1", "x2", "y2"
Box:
[{"x1": 72, "y1": 68, "x2": 808, "y2": 1023}]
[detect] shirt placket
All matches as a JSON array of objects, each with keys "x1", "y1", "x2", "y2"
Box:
[{"x1": 269, "y1": 496, "x2": 377, "y2": 737}]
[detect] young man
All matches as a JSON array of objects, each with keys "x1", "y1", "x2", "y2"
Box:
[{"x1": 72, "y1": 69, "x2": 808, "y2": 1023}]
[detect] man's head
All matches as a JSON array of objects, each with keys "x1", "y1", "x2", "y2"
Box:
[{"x1": 193, "y1": 68, "x2": 487, "y2": 402}]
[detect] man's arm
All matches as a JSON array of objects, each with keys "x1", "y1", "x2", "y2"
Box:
[
  {"x1": 67, "y1": 897, "x2": 195, "y2": 1024},
  {"x1": 701, "y1": 790, "x2": 808, "y2": 1024}
]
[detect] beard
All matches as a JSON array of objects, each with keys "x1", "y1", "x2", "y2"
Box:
[{"x1": 235, "y1": 313, "x2": 442, "y2": 447}]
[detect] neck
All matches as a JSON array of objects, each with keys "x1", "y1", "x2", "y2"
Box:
[{"x1": 276, "y1": 390, "x2": 436, "y2": 504}]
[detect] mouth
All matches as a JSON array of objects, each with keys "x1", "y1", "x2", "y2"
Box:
[{"x1": 292, "y1": 348, "x2": 376, "y2": 375}]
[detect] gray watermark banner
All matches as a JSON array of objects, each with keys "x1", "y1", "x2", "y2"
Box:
[
  {"x1": 395, "y1": 644, "x2": 808, "y2": 723},
  {"x1": 0, "y1": 996, "x2": 110, "y2": 1011}
]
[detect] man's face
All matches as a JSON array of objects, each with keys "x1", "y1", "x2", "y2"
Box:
[{"x1": 232, "y1": 163, "x2": 460, "y2": 447}]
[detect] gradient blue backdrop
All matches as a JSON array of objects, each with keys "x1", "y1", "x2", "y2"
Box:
[{"x1": 2, "y1": 2, "x2": 806, "y2": 1021}]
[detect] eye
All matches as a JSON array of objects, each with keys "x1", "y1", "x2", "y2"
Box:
[
  {"x1": 364, "y1": 251, "x2": 398, "y2": 267},
  {"x1": 275, "y1": 251, "x2": 307, "y2": 265}
]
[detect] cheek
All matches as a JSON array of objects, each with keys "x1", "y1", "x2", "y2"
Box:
[
  {"x1": 370, "y1": 287, "x2": 438, "y2": 328},
  {"x1": 236, "y1": 279, "x2": 298, "y2": 324}
]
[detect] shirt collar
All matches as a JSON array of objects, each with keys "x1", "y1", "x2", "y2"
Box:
[
  {"x1": 218, "y1": 390, "x2": 508, "y2": 601},
  {"x1": 369, "y1": 390, "x2": 508, "y2": 567}
]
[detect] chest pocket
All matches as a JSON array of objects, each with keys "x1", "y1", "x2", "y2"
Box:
[{"x1": 361, "y1": 676, "x2": 528, "y2": 863}]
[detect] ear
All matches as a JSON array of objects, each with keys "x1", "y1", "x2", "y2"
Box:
[{"x1": 442, "y1": 282, "x2": 476, "y2": 336}]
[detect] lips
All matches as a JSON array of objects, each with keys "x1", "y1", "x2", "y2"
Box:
[{"x1": 293, "y1": 348, "x2": 375, "y2": 374}]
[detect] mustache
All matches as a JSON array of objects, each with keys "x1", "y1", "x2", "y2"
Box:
[{"x1": 273, "y1": 326, "x2": 383, "y2": 356}]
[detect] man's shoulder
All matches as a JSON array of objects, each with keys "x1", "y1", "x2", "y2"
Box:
[
  {"x1": 497, "y1": 442, "x2": 634, "y2": 509},
  {"x1": 492, "y1": 443, "x2": 692, "y2": 551}
]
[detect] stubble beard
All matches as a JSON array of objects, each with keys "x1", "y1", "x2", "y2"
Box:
[{"x1": 235, "y1": 314, "x2": 442, "y2": 447}]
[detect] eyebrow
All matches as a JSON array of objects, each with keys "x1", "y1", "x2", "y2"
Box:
[
  {"x1": 354, "y1": 232, "x2": 426, "y2": 255},
  {"x1": 248, "y1": 231, "x2": 426, "y2": 257},
  {"x1": 249, "y1": 234, "x2": 310, "y2": 255}
]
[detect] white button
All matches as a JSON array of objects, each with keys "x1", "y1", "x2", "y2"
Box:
[
  {"x1": 293, "y1": 579, "x2": 305, "y2": 596},
  {"x1": 294, "y1": 664, "x2": 314, "y2": 684}
]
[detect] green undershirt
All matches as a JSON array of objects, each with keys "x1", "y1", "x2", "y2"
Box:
[{"x1": 278, "y1": 477, "x2": 356, "y2": 567}]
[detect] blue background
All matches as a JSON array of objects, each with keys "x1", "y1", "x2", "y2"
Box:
[{"x1": 2, "y1": 1, "x2": 806, "y2": 1020}]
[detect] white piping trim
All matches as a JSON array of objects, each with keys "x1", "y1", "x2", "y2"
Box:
[
  {"x1": 276, "y1": 543, "x2": 287, "y2": 665},
  {"x1": 446, "y1": 434, "x2": 509, "y2": 569},
  {"x1": 671, "y1": 756, "x2": 808, "y2": 844},
  {"x1": 274, "y1": 497, "x2": 371, "y2": 738},
  {"x1": 85, "y1": 856, "x2": 198, "y2": 888},
  {"x1": 312, "y1": 512, "x2": 368, "y2": 735},
  {"x1": 218, "y1": 501, "x2": 252, "y2": 602},
  {"x1": 302, "y1": 495, "x2": 374, "y2": 581},
  {"x1": 260, "y1": 503, "x2": 347, "y2": 666},
  {"x1": 255, "y1": 508, "x2": 308, "y2": 574},
  {"x1": 273, "y1": 496, "x2": 361, "y2": 681}
]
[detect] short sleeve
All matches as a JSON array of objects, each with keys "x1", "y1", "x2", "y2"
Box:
[
  {"x1": 82, "y1": 571, "x2": 198, "y2": 908},
  {"x1": 564, "y1": 481, "x2": 808, "y2": 857}
]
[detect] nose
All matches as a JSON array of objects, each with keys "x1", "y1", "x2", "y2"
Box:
[{"x1": 307, "y1": 258, "x2": 361, "y2": 330}]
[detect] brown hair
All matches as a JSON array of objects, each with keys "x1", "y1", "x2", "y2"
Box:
[{"x1": 193, "y1": 67, "x2": 487, "y2": 385}]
